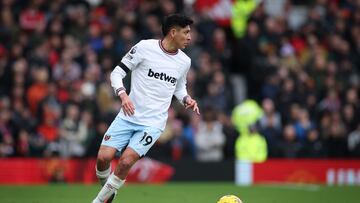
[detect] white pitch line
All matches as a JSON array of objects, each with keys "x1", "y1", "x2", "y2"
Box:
[{"x1": 257, "y1": 182, "x2": 321, "y2": 192}]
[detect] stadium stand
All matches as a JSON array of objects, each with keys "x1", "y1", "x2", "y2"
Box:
[{"x1": 0, "y1": 0, "x2": 359, "y2": 161}]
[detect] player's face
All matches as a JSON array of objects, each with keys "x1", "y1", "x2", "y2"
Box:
[{"x1": 174, "y1": 25, "x2": 191, "y2": 49}]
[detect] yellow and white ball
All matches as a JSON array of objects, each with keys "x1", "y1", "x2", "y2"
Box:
[{"x1": 217, "y1": 195, "x2": 243, "y2": 203}]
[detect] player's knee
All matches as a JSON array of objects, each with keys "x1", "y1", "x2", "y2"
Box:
[
  {"x1": 97, "y1": 152, "x2": 113, "y2": 165},
  {"x1": 118, "y1": 156, "x2": 136, "y2": 170}
]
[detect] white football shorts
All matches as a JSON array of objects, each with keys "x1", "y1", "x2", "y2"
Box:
[{"x1": 101, "y1": 116, "x2": 162, "y2": 157}]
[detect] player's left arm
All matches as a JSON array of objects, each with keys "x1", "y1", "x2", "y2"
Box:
[{"x1": 174, "y1": 67, "x2": 200, "y2": 115}]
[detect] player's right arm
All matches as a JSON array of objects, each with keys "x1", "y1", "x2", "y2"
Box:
[{"x1": 110, "y1": 40, "x2": 144, "y2": 116}]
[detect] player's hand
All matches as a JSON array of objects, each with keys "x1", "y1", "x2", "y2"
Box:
[
  {"x1": 185, "y1": 97, "x2": 200, "y2": 115},
  {"x1": 119, "y1": 92, "x2": 135, "y2": 116}
]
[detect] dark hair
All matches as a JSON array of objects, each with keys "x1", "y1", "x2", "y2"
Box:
[
  {"x1": 202, "y1": 106, "x2": 217, "y2": 122},
  {"x1": 162, "y1": 14, "x2": 193, "y2": 36}
]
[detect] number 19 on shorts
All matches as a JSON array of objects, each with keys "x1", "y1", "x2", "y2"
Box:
[{"x1": 139, "y1": 132, "x2": 153, "y2": 146}]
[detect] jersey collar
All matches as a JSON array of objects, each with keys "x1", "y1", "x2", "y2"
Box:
[{"x1": 159, "y1": 39, "x2": 178, "y2": 55}]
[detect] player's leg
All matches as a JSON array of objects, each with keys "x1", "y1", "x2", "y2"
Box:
[
  {"x1": 114, "y1": 147, "x2": 140, "y2": 179},
  {"x1": 96, "y1": 146, "x2": 117, "y2": 186},
  {"x1": 112, "y1": 126, "x2": 162, "y2": 179},
  {"x1": 92, "y1": 118, "x2": 134, "y2": 203},
  {"x1": 105, "y1": 126, "x2": 162, "y2": 185},
  {"x1": 93, "y1": 125, "x2": 162, "y2": 203},
  {"x1": 95, "y1": 117, "x2": 133, "y2": 186},
  {"x1": 92, "y1": 148, "x2": 139, "y2": 203}
]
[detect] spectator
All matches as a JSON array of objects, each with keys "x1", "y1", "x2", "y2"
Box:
[
  {"x1": 326, "y1": 112, "x2": 348, "y2": 157},
  {"x1": 293, "y1": 108, "x2": 315, "y2": 142},
  {"x1": 53, "y1": 49, "x2": 82, "y2": 83},
  {"x1": 96, "y1": 71, "x2": 116, "y2": 115},
  {"x1": 259, "y1": 98, "x2": 281, "y2": 131},
  {"x1": 58, "y1": 104, "x2": 87, "y2": 157},
  {"x1": 27, "y1": 67, "x2": 49, "y2": 116},
  {"x1": 19, "y1": 2, "x2": 46, "y2": 32},
  {"x1": 195, "y1": 107, "x2": 226, "y2": 162},
  {"x1": 259, "y1": 98, "x2": 282, "y2": 156},
  {"x1": 342, "y1": 104, "x2": 358, "y2": 134},
  {"x1": 16, "y1": 129, "x2": 30, "y2": 156},
  {"x1": 218, "y1": 112, "x2": 238, "y2": 160},
  {"x1": 348, "y1": 124, "x2": 360, "y2": 157},
  {"x1": 276, "y1": 125, "x2": 302, "y2": 158},
  {"x1": 299, "y1": 128, "x2": 326, "y2": 158},
  {"x1": 0, "y1": 108, "x2": 14, "y2": 157}
]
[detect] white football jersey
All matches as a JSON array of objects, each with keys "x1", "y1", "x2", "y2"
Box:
[{"x1": 110, "y1": 39, "x2": 191, "y2": 130}]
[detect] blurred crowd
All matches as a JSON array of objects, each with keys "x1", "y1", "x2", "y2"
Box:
[{"x1": 0, "y1": 0, "x2": 359, "y2": 161}]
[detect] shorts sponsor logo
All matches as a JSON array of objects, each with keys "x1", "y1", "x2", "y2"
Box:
[{"x1": 104, "y1": 135, "x2": 111, "y2": 141}]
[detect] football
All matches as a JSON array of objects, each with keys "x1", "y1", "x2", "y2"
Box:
[{"x1": 217, "y1": 195, "x2": 243, "y2": 203}]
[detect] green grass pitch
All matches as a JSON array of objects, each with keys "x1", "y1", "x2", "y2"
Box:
[{"x1": 0, "y1": 182, "x2": 359, "y2": 203}]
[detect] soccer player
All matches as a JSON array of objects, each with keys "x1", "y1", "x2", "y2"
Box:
[{"x1": 92, "y1": 14, "x2": 199, "y2": 203}]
